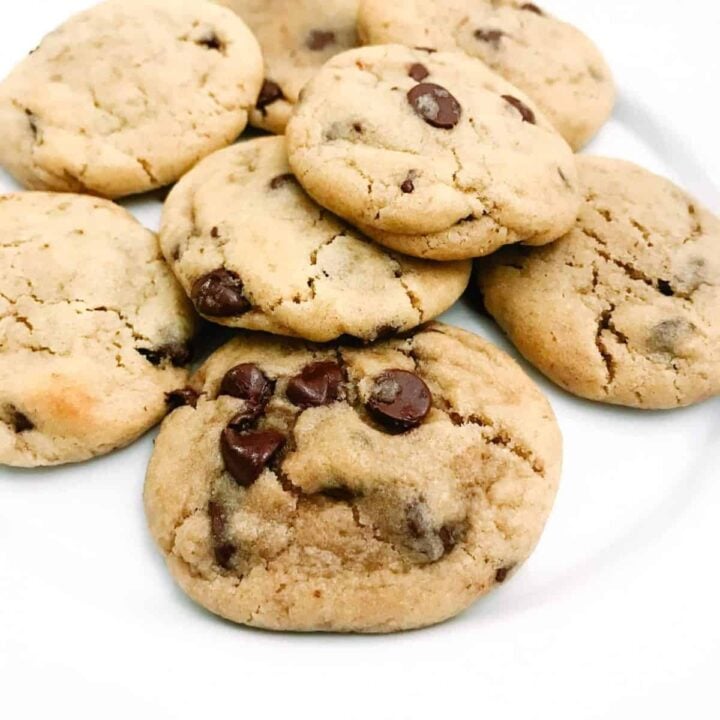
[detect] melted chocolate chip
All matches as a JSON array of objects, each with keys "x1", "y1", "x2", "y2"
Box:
[
  {"x1": 408, "y1": 63, "x2": 429, "y2": 82},
  {"x1": 11, "y1": 409, "x2": 34, "y2": 433},
  {"x1": 137, "y1": 342, "x2": 192, "y2": 367},
  {"x1": 307, "y1": 29, "x2": 336, "y2": 51},
  {"x1": 658, "y1": 280, "x2": 674, "y2": 297},
  {"x1": 438, "y1": 524, "x2": 463, "y2": 553},
  {"x1": 286, "y1": 361, "x2": 343, "y2": 408},
  {"x1": 407, "y1": 83, "x2": 462, "y2": 129},
  {"x1": 208, "y1": 500, "x2": 235, "y2": 569},
  {"x1": 366, "y1": 369, "x2": 432, "y2": 431},
  {"x1": 270, "y1": 173, "x2": 295, "y2": 189},
  {"x1": 191, "y1": 269, "x2": 249, "y2": 316},
  {"x1": 256, "y1": 80, "x2": 284, "y2": 112},
  {"x1": 474, "y1": 29, "x2": 504, "y2": 46},
  {"x1": 196, "y1": 31, "x2": 224, "y2": 51},
  {"x1": 495, "y1": 566, "x2": 513, "y2": 583},
  {"x1": 502, "y1": 94, "x2": 536, "y2": 124},
  {"x1": 400, "y1": 175, "x2": 415, "y2": 193},
  {"x1": 220, "y1": 363, "x2": 274, "y2": 410},
  {"x1": 220, "y1": 427, "x2": 286, "y2": 487},
  {"x1": 648, "y1": 318, "x2": 694, "y2": 355},
  {"x1": 165, "y1": 387, "x2": 199, "y2": 411},
  {"x1": 521, "y1": 3, "x2": 544, "y2": 15}
]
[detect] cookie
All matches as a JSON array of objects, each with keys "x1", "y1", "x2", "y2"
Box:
[
  {"x1": 217, "y1": 0, "x2": 359, "y2": 134},
  {"x1": 161, "y1": 136, "x2": 471, "y2": 341},
  {"x1": 0, "y1": 193, "x2": 196, "y2": 467},
  {"x1": 357, "y1": 0, "x2": 615, "y2": 150},
  {"x1": 285, "y1": 45, "x2": 580, "y2": 260},
  {"x1": 144, "y1": 323, "x2": 562, "y2": 632},
  {"x1": 477, "y1": 157, "x2": 720, "y2": 409},
  {"x1": 0, "y1": 0, "x2": 263, "y2": 198}
]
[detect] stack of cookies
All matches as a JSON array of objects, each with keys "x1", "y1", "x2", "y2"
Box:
[{"x1": 0, "y1": 0, "x2": 717, "y2": 633}]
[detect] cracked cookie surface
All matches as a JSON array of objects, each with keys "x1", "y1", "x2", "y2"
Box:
[
  {"x1": 160, "y1": 136, "x2": 470, "y2": 341},
  {"x1": 477, "y1": 157, "x2": 720, "y2": 409},
  {"x1": 217, "y1": 0, "x2": 359, "y2": 134},
  {"x1": 357, "y1": 0, "x2": 615, "y2": 150},
  {"x1": 0, "y1": 0, "x2": 263, "y2": 198},
  {"x1": 285, "y1": 45, "x2": 580, "y2": 260},
  {"x1": 144, "y1": 323, "x2": 562, "y2": 632},
  {"x1": 0, "y1": 192, "x2": 196, "y2": 467}
]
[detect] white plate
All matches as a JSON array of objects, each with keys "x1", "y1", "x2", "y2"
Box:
[{"x1": 0, "y1": 2, "x2": 718, "y2": 718}]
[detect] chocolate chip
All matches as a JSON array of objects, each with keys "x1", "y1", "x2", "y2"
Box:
[
  {"x1": 137, "y1": 342, "x2": 193, "y2": 367},
  {"x1": 408, "y1": 63, "x2": 429, "y2": 81},
  {"x1": 414, "y1": 46, "x2": 437, "y2": 54},
  {"x1": 25, "y1": 109, "x2": 38, "y2": 138},
  {"x1": 648, "y1": 318, "x2": 694, "y2": 355},
  {"x1": 474, "y1": 29, "x2": 504, "y2": 46},
  {"x1": 210, "y1": 226, "x2": 219, "y2": 238},
  {"x1": 658, "y1": 280, "x2": 674, "y2": 296},
  {"x1": 220, "y1": 363, "x2": 274, "y2": 408},
  {"x1": 286, "y1": 361, "x2": 343, "y2": 408},
  {"x1": 352, "y1": 122, "x2": 363, "y2": 133},
  {"x1": 367, "y1": 369, "x2": 432, "y2": 431},
  {"x1": 256, "y1": 80, "x2": 284, "y2": 112},
  {"x1": 400, "y1": 175, "x2": 415, "y2": 193},
  {"x1": 502, "y1": 94, "x2": 536, "y2": 124},
  {"x1": 495, "y1": 566, "x2": 513, "y2": 583},
  {"x1": 407, "y1": 83, "x2": 462, "y2": 129},
  {"x1": 406, "y1": 500, "x2": 428, "y2": 539},
  {"x1": 438, "y1": 524, "x2": 464, "y2": 553},
  {"x1": 270, "y1": 173, "x2": 295, "y2": 189},
  {"x1": 220, "y1": 427, "x2": 286, "y2": 487},
  {"x1": 191, "y1": 268, "x2": 249, "y2": 316},
  {"x1": 196, "y1": 31, "x2": 224, "y2": 51},
  {"x1": 307, "y1": 29, "x2": 336, "y2": 51},
  {"x1": 208, "y1": 500, "x2": 235, "y2": 569},
  {"x1": 165, "y1": 387, "x2": 199, "y2": 410},
  {"x1": 521, "y1": 3, "x2": 544, "y2": 14},
  {"x1": 11, "y1": 409, "x2": 34, "y2": 433}
]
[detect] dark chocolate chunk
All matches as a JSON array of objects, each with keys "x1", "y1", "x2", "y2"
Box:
[
  {"x1": 191, "y1": 268, "x2": 249, "y2": 316},
  {"x1": 165, "y1": 387, "x2": 199, "y2": 410},
  {"x1": 256, "y1": 80, "x2": 284, "y2": 112},
  {"x1": 11, "y1": 409, "x2": 34, "y2": 433},
  {"x1": 220, "y1": 364, "x2": 274, "y2": 411},
  {"x1": 474, "y1": 29, "x2": 504, "y2": 46},
  {"x1": 210, "y1": 226, "x2": 220, "y2": 239},
  {"x1": 400, "y1": 174, "x2": 415, "y2": 193},
  {"x1": 137, "y1": 342, "x2": 192, "y2": 367},
  {"x1": 208, "y1": 500, "x2": 235, "y2": 569},
  {"x1": 367, "y1": 369, "x2": 432, "y2": 431},
  {"x1": 495, "y1": 566, "x2": 513, "y2": 583},
  {"x1": 306, "y1": 29, "x2": 336, "y2": 51},
  {"x1": 196, "y1": 31, "x2": 224, "y2": 52},
  {"x1": 502, "y1": 94, "x2": 536, "y2": 124},
  {"x1": 408, "y1": 63, "x2": 429, "y2": 82},
  {"x1": 407, "y1": 83, "x2": 462, "y2": 129},
  {"x1": 286, "y1": 361, "x2": 343, "y2": 408},
  {"x1": 657, "y1": 280, "x2": 674, "y2": 297},
  {"x1": 220, "y1": 427, "x2": 286, "y2": 487},
  {"x1": 270, "y1": 173, "x2": 296, "y2": 189}
]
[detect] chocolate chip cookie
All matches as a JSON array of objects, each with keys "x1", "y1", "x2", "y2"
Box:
[
  {"x1": 286, "y1": 45, "x2": 580, "y2": 261},
  {"x1": 144, "y1": 323, "x2": 562, "y2": 632},
  {"x1": 477, "y1": 157, "x2": 720, "y2": 409},
  {"x1": 0, "y1": 0, "x2": 263, "y2": 198},
  {"x1": 161, "y1": 136, "x2": 471, "y2": 341},
  {"x1": 217, "y1": 0, "x2": 359, "y2": 134},
  {"x1": 357, "y1": 0, "x2": 615, "y2": 150},
  {"x1": 0, "y1": 193, "x2": 196, "y2": 467}
]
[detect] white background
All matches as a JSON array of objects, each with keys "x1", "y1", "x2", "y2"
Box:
[{"x1": 1, "y1": 1, "x2": 719, "y2": 718}]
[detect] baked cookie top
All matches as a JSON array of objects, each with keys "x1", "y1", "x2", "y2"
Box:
[
  {"x1": 286, "y1": 45, "x2": 580, "y2": 259},
  {"x1": 160, "y1": 136, "x2": 470, "y2": 342},
  {"x1": 0, "y1": 0, "x2": 263, "y2": 198},
  {"x1": 218, "y1": 0, "x2": 359, "y2": 134},
  {"x1": 0, "y1": 193, "x2": 196, "y2": 467},
  {"x1": 144, "y1": 323, "x2": 562, "y2": 632},
  {"x1": 357, "y1": 0, "x2": 615, "y2": 150},
  {"x1": 477, "y1": 157, "x2": 720, "y2": 409}
]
